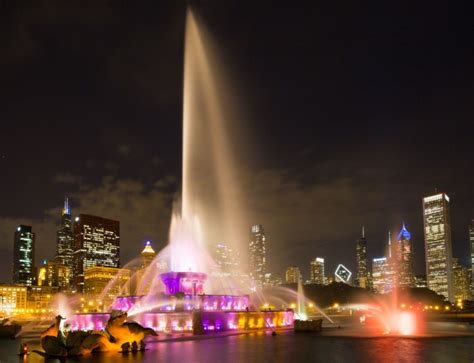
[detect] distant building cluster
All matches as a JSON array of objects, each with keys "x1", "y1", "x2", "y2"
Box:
[
  {"x1": 5, "y1": 190, "x2": 473, "y2": 317},
  {"x1": 247, "y1": 192, "x2": 473, "y2": 304},
  {"x1": 5, "y1": 198, "x2": 129, "y2": 315}
]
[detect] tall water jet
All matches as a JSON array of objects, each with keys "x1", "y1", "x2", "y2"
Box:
[
  {"x1": 296, "y1": 279, "x2": 308, "y2": 321},
  {"x1": 66, "y1": 7, "x2": 296, "y2": 335},
  {"x1": 181, "y1": 8, "x2": 245, "y2": 261}
]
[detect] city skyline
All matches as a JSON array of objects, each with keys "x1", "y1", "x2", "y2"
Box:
[
  {"x1": 3, "y1": 193, "x2": 474, "y2": 284},
  {"x1": 0, "y1": 2, "x2": 473, "y2": 281}
]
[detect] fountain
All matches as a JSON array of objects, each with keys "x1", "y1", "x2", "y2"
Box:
[{"x1": 66, "y1": 7, "x2": 294, "y2": 337}]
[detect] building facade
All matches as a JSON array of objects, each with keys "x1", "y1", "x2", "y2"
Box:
[
  {"x1": 249, "y1": 224, "x2": 266, "y2": 287},
  {"x1": 310, "y1": 257, "x2": 325, "y2": 284},
  {"x1": 27, "y1": 286, "x2": 58, "y2": 313},
  {"x1": 423, "y1": 193, "x2": 453, "y2": 301},
  {"x1": 0, "y1": 284, "x2": 27, "y2": 315},
  {"x1": 285, "y1": 266, "x2": 301, "y2": 284},
  {"x1": 84, "y1": 266, "x2": 130, "y2": 305},
  {"x1": 55, "y1": 198, "x2": 74, "y2": 280},
  {"x1": 73, "y1": 214, "x2": 120, "y2": 292},
  {"x1": 13, "y1": 225, "x2": 35, "y2": 286},
  {"x1": 356, "y1": 227, "x2": 368, "y2": 288}
]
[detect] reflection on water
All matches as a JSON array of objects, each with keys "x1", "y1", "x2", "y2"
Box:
[{"x1": 2, "y1": 325, "x2": 474, "y2": 363}]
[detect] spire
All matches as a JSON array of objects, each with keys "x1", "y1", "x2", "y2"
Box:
[
  {"x1": 388, "y1": 230, "x2": 392, "y2": 258},
  {"x1": 362, "y1": 226, "x2": 365, "y2": 238},
  {"x1": 62, "y1": 197, "x2": 70, "y2": 215}
]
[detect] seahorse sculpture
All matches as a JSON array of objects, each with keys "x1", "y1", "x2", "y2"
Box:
[{"x1": 105, "y1": 311, "x2": 157, "y2": 351}]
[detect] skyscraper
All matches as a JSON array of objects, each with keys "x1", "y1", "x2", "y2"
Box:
[
  {"x1": 55, "y1": 198, "x2": 74, "y2": 281},
  {"x1": 72, "y1": 214, "x2": 120, "y2": 292},
  {"x1": 372, "y1": 232, "x2": 396, "y2": 293},
  {"x1": 469, "y1": 220, "x2": 474, "y2": 296},
  {"x1": 423, "y1": 193, "x2": 453, "y2": 301},
  {"x1": 37, "y1": 259, "x2": 70, "y2": 291},
  {"x1": 285, "y1": 266, "x2": 301, "y2": 283},
  {"x1": 395, "y1": 223, "x2": 414, "y2": 287},
  {"x1": 249, "y1": 224, "x2": 266, "y2": 287},
  {"x1": 452, "y1": 258, "x2": 470, "y2": 302},
  {"x1": 134, "y1": 241, "x2": 158, "y2": 296},
  {"x1": 13, "y1": 225, "x2": 35, "y2": 286},
  {"x1": 214, "y1": 243, "x2": 240, "y2": 276},
  {"x1": 356, "y1": 227, "x2": 368, "y2": 288},
  {"x1": 140, "y1": 241, "x2": 157, "y2": 269},
  {"x1": 372, "y1": 257, "x2": 389, "y2": 294},
  {"x1": 310, "y1": 257, "x2": 325, "y2": 284}
]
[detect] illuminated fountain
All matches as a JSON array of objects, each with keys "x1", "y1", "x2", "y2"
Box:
[{"x1": 67, "y1": 8, "x2": 294, "y2": 335}]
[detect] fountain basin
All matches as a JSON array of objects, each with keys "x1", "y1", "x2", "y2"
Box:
[
  {"x1": 160, "y1": 271, "x2": 207, "y2": 296},
  {"x1": 112, "y1": 293, "x2": 250, "y2": 312},
  {"x1": 68, "y1": 310, "x2": 294, "y2": 334}
]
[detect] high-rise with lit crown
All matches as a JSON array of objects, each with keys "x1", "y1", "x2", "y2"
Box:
[
  {"x1": 423, "y1": 193, "x2": 453, "y2": 301},
  {"x1": 72, "y1": 214, "x2": 120, "y2": 292},
  {"x1": 13, "y1": 225, "x2": 35, "y2": 286},
  {"x1": 55, "y1": 198, "x2": 74, "y2": 281},
  {"x1": 249, "y1": 224, "x2": 266, "y2": 287},
  {"x1": 395, "y1": 223, "x2": 414, "y2": 287},
  {"x1": 356, "y1": 227, "x2": 368, "y2": 288}
]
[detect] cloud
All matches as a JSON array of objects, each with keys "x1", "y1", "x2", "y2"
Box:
[
  {"x1": 0, "y1": 176, "x2": 175, "y2": 280},
  {"x1": 52, "y1": 173, "x2": 82, "y2": 185}
]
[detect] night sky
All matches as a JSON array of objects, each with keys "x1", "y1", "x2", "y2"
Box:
[{"x1": 1, "y1": 1, "x2": 473, "y2": 281}]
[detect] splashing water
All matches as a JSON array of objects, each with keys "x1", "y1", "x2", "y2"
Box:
[{"x1": 296, "y1": 279, "x2": 308, "y2": 320}]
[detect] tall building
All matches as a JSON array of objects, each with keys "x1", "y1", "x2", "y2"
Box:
[
  {"x1": 264, "y1": 272, "x2": 283, "y2": 286},
  {"x1": 310, "y1": 257, "x2": 325, "y2": 284},
  {"x1": 73, "y1": 214, "x2": 120, "y2": 292},
  {"x1": 334, "y1": 264, "x2": 352, "y2": 284},
  {"x1": 423, "y1": 193, "x2": 453, "y2": 301},
  {"x1": 37, "y1": 260, "x2": 70, "y2": 291},
  {"x1": 13, "y1": 225, "x2": 35, "y2": 286},
  {"x1": 140, "y1": 241, "x2": 157, "y2": 268},
  {"x1": 55, "y1": 198, "x2": 74, "y2": 280},
  {"x1": 214, "y1": 243, "x2": 240, "y2": 276},
  {"x1": 356, "y1": 227, "x2": 368, "y2": 288},
  {"x1": 249, "y1": 224, "x2": 266, "y2": 287},
  {"x1": 134, "y1": 241, "x2": 157, "y2": 295},
  {"x1": 470, "y1": 220, "x2": 474, "y2": 296},
  {"x1": 372, "y1": 257, "x2": 391, "y2": 294},
  {"x1": 285, "y1": 266, "x2": 301, "y2": 283},
  {"x1": 452, "y1": 258, "x2": 470, "y2": 302},
  {"x1": 395, "y1": 224, "x2": 414, "y2": 287}
]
